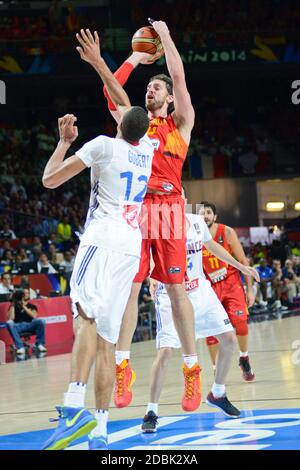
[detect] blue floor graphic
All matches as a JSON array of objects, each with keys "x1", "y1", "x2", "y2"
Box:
[{"x1": 1, "y1": 409, "x2": 300, "y2": 450}]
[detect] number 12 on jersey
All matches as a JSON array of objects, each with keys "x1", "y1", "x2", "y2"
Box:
[{"x1": 120, "y1": 171, "x2": 148, "y2": 203}]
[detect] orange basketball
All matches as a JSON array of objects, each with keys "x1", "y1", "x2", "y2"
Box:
[{"x1": 132, "y1": 26, "x2": 163, "y2": 55}]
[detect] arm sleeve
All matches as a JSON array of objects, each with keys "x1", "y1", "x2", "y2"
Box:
[
  {"x1": 103, "y1": 61, "x2": 135, "y2": 111},
  {"x1": 75, "y1": 136, "x2": 112, "y2": 169}
]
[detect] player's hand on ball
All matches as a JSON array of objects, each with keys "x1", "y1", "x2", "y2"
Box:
[
  {"x1": 76, "y1": 29, "x2": 103, "y2": 66},
  {"x1": 58, "y1": 114, "x2": 78, "y2": 144},
  {"x1": 148, "y1": 19, "x2": 170, "y2": 38},
  {"x1": 135, "y1": 50, "x2": 164, "y2": 65}
]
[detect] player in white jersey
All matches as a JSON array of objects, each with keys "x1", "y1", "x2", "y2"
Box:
[
  {"x1": 41, "y1": 30, "x2": 154, "y2": 451},
  {"x1": 141, "y1": 210, "x2": 260, "y2": 431}
]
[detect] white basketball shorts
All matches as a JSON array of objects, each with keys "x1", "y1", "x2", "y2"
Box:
[
  {"x1": 70, "y1": 244, "x2": 139, "y2": 344},
  {"x1": 156, "y1": 279, "x2": 233, "y2": 349}
]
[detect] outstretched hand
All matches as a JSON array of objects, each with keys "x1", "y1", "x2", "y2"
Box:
[
  {"x1": 58, "y1": 114, "x2": 78, "y2": 144},
  {"x1": 76, "y1": 29, "x2": 103, "y2": 67},
  {"x1": 240, "y1": 265, "x2": 260, "y2": 283}
]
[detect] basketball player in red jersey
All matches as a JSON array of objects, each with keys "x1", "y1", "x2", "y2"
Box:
[
  {"x1": 201, "y1": 202, "x2": 256, "y2": 381},
  {"x1": 76, "y1": 21, "x2": 200, "y2": 412}
]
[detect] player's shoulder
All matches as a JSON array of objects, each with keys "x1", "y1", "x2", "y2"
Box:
[
  {"x1": 187, "y1": 213, "x2": 206, "y2": 229},
  {"x1": 224, "y1": 224, "x2": 235, "y2": 238}
]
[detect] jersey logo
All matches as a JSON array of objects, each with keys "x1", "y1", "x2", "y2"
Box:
[
  {"x1": 122, "y1": 205, "x2": 139, "y2": 229},
  {"x1": 218, "y1": 235, "x2": 224, "y2": 243},
  {"x1": 162, "y1": 182, "x2": 174, "y2": 192},
  {"x1": 193, "y1": 223, "x2": 201, "y2": 234},
  {"x1": 168, "y1": 266, "x2": 181, "y2": 274},
  {"x1": 235, "y1": 310, "x2": 244, "y2": 316},
  {"x1": 224, "y1": 318, "x2": 231, "y2": 325}
]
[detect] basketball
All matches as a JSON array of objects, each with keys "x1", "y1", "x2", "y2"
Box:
[{"x1": 132, "y1": 26, "x2": 163, "y2": 55}]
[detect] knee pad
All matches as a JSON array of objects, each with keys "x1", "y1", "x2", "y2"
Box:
[
  {"x1": 206, "y1": 336, "x2": 219, "y2": 346},
  {"x1": 235, "y1": 321, "x2": 248, "y2": 336}
]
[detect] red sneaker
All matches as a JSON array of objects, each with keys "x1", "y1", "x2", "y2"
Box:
[
  {"x1": 181, "y1": 364, "x2": 202, "y2": 411},
  {"x1": 239, "y1": 356, "x2": 255, "y2": 382},
  {"x1": 114, "y1": 359, "x2": 136, "y2": 408}
]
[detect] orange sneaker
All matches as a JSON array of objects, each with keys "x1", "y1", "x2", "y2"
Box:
[
  {"x1": 114, "y1": 359, "x2": 136, "y2": 408},
  {"x1": 181, "y1": 363, "x2": 202, "y2": 411}
]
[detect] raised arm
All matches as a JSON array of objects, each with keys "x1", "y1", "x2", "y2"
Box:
[
  {"x1": 150, "y1": 19, "x2": 195, "y2": 143},
  {"x1": 42, "y1": 114, "x2": 86, "y2": 189},
  {"x1": 76, "y1": 29, "x2": 131, "y2": 112}
]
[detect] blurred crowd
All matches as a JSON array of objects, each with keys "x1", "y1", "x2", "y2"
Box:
[
  {"x1": 1, "y1": 0, "x2": 300, "y2": 51},
  {"x1": 245, "y1": 240, "x2": 300, "y2": 312}
]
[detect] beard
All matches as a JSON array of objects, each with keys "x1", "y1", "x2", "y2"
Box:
[
  {"x1": 205, "y1": 220, "x2": 214, "y2": 228},
  {"x1": 145, "y1": 97, "x2": 165, "y2": 113}
]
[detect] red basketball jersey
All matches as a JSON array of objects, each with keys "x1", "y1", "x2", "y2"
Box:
[
  {"x1": 147, "y1": 114, "x2": 188, "y2": 194},
  {"x1": 203, "y1": 224, "x2": 238, "y2": 283}
]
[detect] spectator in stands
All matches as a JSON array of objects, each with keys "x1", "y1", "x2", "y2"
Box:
[
  {"x1": 1, "y1": 249, "x2": 14, "y2": 270},
  {"x1": 253, "y1": 243, "x2": 266, "y2": 264},
  {"x1": 291, "y1": 255, "x2": 300, "y2": 276},
  {"x1": 48, "y1": 243, "x2": 59, "y2": 266},
  {"x1": 138, "y1": 278, "x2": 155, "y2": 312},
  {"x1": 0, "y1": 272, "x2": 14, "y2": 295},
  {"x1": 36, "y1": 253, "x2": 57, "y2": 274},
  {"x1": 20, "y1": 276, "x2": 39, "y2": 300},
  {"x1": 0, "y1": 223, "x2": 16, "y2": 240},
  {"x1": 0, "y1": 240, "x2": 13, "y2": 259},
  {"x1": 10, "y1": 254, "x2": 25, "y2": 275},
  {"x1": 59, "y1": 250, "x2": 74, "y2": 273},
  {"x1": 48, "y1": 232, "x2": 64, "y2": 251},
  {"x1": 269, "y1": 239, "x2": 288, "y2": 265},
  {"x1": 17, "y1": 247, "x2": 30, "y2": 263},
  {"x1": 56, "y1": 216, "x2": 72, "y2": 249},
  {"x1": 291, "y1": 242, "x2": 300, "y2": 258},
  {"x1": 256, "y1": 258, "x2": 273, "y2": 303},
  {"x1": 6, "y1": 288, "x2": 47, "y2": 355},
  {"x1": 31, "y1": 236, "x2": 43, "y2": 260},
  {"x1": 10, "y1": 177, "x2": 27, "y2": 200},
  {"x1": 271, "y1": 259, "x2": 287, "y2": 310},
  {"x1": 282, "y1": 259, "x2": 299, "y2": 304}
]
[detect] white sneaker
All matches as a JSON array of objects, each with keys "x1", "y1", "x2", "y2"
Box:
[
  {"x1": 16, "y1": 347, "x2": 26, "y2": 354},
  {"x1": 37, "y1": 344, "x2": 47, "y2": 352}
]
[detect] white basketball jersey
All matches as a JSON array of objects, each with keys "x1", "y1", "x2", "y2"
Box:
[
  {"x1": 76, "y1": 134, "x2": 154, "y2": 256},
  {"x1": 185, "y1": 213, "x2": 212, "y2": 287},
  {"x1": 157, "y1": 213, "x2": 212, "y2": 295}
]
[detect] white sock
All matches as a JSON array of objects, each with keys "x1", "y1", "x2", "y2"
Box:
[
  {"x1": 240, "y1": 351, "x2": 248, "y2": 358},
  {"x1": 91, "y1": 409, "x2": 108, "y2": 437},
  {"x1": 115, "y1": 350, "x2": 130, "y2": 366},
  {"x1": 146, "y1": 403, "x2": 158, "y2": 415},
  {"x1": 183, "y1": 354, "x2": 198, "y2": 368},
  {"x1": 211, "y1": 383, "x2": 226, "y2": 398},
  {"x1": 64, "y1": 382, "x2": 86, "y2": 408}
]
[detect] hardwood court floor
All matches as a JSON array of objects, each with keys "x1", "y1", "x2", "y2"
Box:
[{"x1": 0, "y1": 315, "x2": 300, "y2": 437}]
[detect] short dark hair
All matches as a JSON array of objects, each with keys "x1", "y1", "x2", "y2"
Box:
[
  {"x1": 121, "y1": 106, "x2": 150, "y2": 142},
  {"x1": 149, "y1": 74, "x2": 174, "y2": 114},
  {"x1": 200, "y1": 201, "x2": 217, "y2": 215}
]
